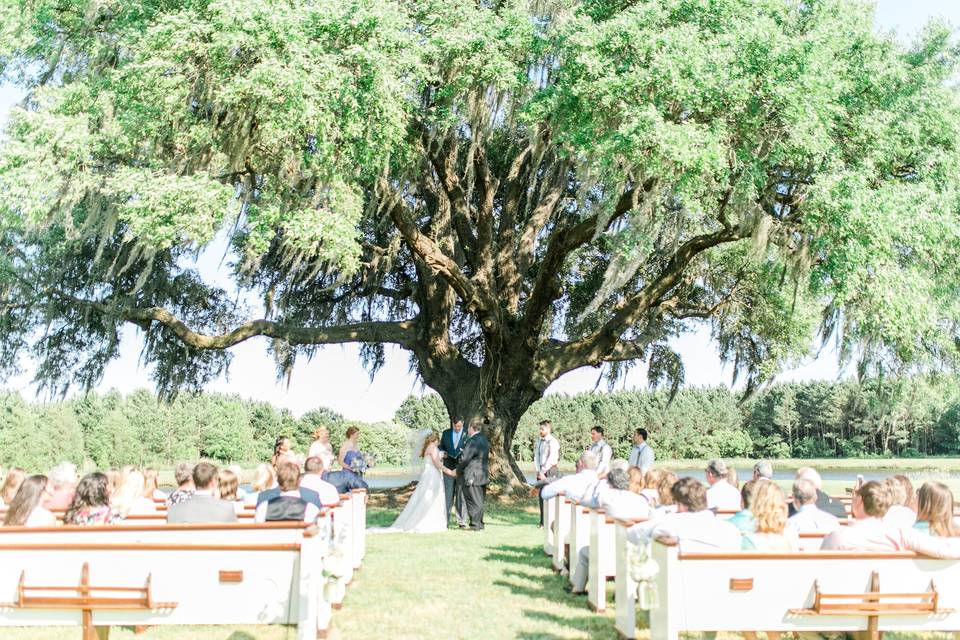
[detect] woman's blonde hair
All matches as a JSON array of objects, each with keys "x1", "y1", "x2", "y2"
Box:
[
  {"x1": 0, "y1": 468, "x2": 26, "y2": 504},
  {"x1": 252, "y1": 463, "x2": 276, "y2": 492},
  {"x1": 628, "y1": 467, "x2": 645, "y2": 494},
  {"x1": 421, "y1": 432, "x2": 439, "y2": 458},
  {"x1": 752, "y1": 481, "x2": 788, "y2": 535},
  {"x1": 656, "y1": 470, "x2": 678, "y2": 506},
  {"x1": 142, "y1": 468, "x2": 159, "y2": 499},
  {"x1": 312, "y1": 426, "x2": 329, "y2": 441},
  {"x1": 917, "y1": 481, "x2": 958, "y2": 538},
  {"x1": 218, "y1": 470, "x2": 239, "y2": 502}
]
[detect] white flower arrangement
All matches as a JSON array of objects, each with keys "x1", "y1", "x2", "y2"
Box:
[{"x1": 627, "y1": 538, "x2": 660, "y2": 611}]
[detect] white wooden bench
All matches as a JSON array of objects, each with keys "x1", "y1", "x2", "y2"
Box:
[
  {"x1": 587, "y1": 509, "x2": 617, "y2": 613},
  {"x1": 552, "y1": 494, "x2": 572, "y2": 572},
  {"x1": 543, "y1": 494, "x2": 557, "y2": 556},
  {"x1": 617, "y1": 540, "x2": 960, "y2": 640},
  {"x1": 0, "y1": 536, "x2": 330, "y2": 640},
  {"x1": 568, "y1": 501, "x2": 591, "y2": 588}
]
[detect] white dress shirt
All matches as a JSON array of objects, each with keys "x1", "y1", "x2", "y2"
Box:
[
  {"x1": 300, "y1": 473, "x2": 341, "y2": 506},
  {"x1": 628, "y1": 443, "x2": 655, "y2": 473},
  {"x1": 602, "y1": 489, "x2": 651, "y2": 522},
  {"x1": 884, "y1": 504, "x2": 918, "y2": 528},
  {"x1": 589, "y1": 439, "x2": 613, "y2": 475},
  {"x1": 534, "y1": 435, "x2": 560, "y2": 475},
  {"x1": 706, "y1": 480, "x2": 741, "y2": 512},
  {"x1": 787, "y1": 503, "x2": 840, "y2": 533},
  {"x1": 630, "y1": 509, "x2": 742, "y2": 552},
  {"x1": 540, "y1": 469, "x2": 599, "y2": 501}
]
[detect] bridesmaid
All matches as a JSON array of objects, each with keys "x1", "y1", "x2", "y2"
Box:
[
  {"x1": 308, "y1": 426, "x2": 335, "y2": 469},
  {"x1": 338, "y1": 426, "x2": 361, "y2": 471}
]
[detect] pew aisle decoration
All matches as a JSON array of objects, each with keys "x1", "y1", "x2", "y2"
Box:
[{"x1": 628, "y1": 538, "x2": 659, "y2": 611}]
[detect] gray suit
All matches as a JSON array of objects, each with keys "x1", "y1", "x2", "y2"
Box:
[{"x1": 166, "y1": 494, "x2": 238, "y2": 524}]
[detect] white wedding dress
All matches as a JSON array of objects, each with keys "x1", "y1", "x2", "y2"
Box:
[{"x1": 373, "y1": 443, "x2": 448, "y2": 533}]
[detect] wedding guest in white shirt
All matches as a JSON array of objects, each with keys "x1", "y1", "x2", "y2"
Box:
[
  {"x1": 752, "y1": 461, "x2": 773, "y2": 481},
  {"x1": 300, "y1": 456, "x2": 341, "y2": 506},
  {"x1": 534, "y1": 419, "x2": 561, "y2": 527},
  {"x1": 627, "y1": 428, "x2": 655, "y2": 474},
  {"x1": 822, "y1": 481, "x2": 960, "y2": 556},
  {"x1": 540, "y1": 452, "x2": 599, "y2": 502},
  {"x1": 705, "y1": 459, "x2": 740, "y2": 512},
  {"x1": 630, "y1": 477, "x2": 741, "y2": 552},
  {"x1": 787, "y1": 478, "x2": 840, "y2": 533},
  {"x1": 580, "y1": 459, "x2": 629, "y2": 508},
  {"x1": 568, "y1": 469, "x2": 646, "y2": 594},
  {"x1": 587, "y1": 426, "x2": 613, "y2": 476},
  {"x1": 883, "y1": 474, "x2": 917, "y2": 528}
]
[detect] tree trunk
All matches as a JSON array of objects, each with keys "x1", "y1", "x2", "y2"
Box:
[{"x1": 430, "y1": 374, "x2": 540, "y2": 488}]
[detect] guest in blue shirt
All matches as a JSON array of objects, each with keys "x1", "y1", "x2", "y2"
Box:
[{"x1": 727, "y1": 480, "x2": 758, "y2": 534}]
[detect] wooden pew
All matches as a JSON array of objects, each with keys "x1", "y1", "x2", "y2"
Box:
[
  {"x1": 587, "y1": 509, "x2": 616, "y2": 613},
  {"x1": 543, "y1": 494, "x2": 556, "y2": 556},
  {"x1": 621, "y1": 541, "x2": 960, "y2": 640},
  {"x1": 350, "y1": 489, "x2": 367, "y2": 570},
  {"x1": 613, "y1": 517, "x2": 648, "y2": 638},
  {"x1": 0, "y1": 533, "x2": 331, "y2": 640},
  {"x1": 568, "y1": 501, "x2": 591, "y2": 588},
  {"x1": 552, "y1": 493, "x2": 572, "y2": 573}
]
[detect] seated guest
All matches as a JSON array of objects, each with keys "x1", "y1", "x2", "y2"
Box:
[
  {"x1": 728, "y1": 480, "x2": 759, "y2": 534},
  {"x1": 787, "y1": 467, "x2": 847, "y2": 518},
  {"x1": 883, "y1": 475, "x2": 917, "y2": 527},
  {"x1": 244, "y1": 463, "x2": 277, "y2": 506},
  {"x1": 143, "y1": 468, "x2": 166, "y2": 501},
  {"x1": 320, "y1": 460, "x2": 369, "y2": 495},
  {"x1": 630, "y1": 477, "x2": 741, "y2": 552},
  {"x1": 257, "y1": 465, "x2": 324, "y2": 511},
  {"x1": 166, "y1": 462, "x2": 237, "y2": 524},
  {"x1": 299, "y1": 457, "x2": 341, "y2": 506},
  {"x1": 65, "y1": 472, "x2": 122, "y2": 525},
  {"x1": 787, "y1": 478, "x2": 839, "y2": 533},
  {"x1": 726, "y1": 467, "x2": 740, "y2": 490},
  {"x1": 580, "y1": 459, "x2": 629, "y2": 508},
  {"x1": 705, "y1": 460, "x2": 740, "y2": 512},
  {"x1": 217, "y1": 469, "x2": 247, "y2": 515},
  {"x1": 822, "y1": 481, "x2": 960, "y2": 556},
  {"x1": 256, "y1": 462, "x2": 320, "y2": 523},
  {"x1": 0, "y1": 467, "x2": 25, "y2": 509},
  {"x1": 3, "y1": 475, "x2": 56, "y2": 527},
  {"x1": 640, "y1": 468, "x2": 665, "y2": 507},
  {"x1": 43, "y1": 462, "x2": 77, "y2": 511},
  {"x1": 601, "y1": 468, "x2": 651, "y2": 521},
  {"x1": 568, "y1": 469, "x2": 646, "y2": 594},
  {"x1": 114, "y1": 470, "x2": 157, "y2": 516},
  {"x1": 165, "y1": 462, "x2": 195, "y2": 507},
  {"x1": 914, "y1": 482, "x2": 958, "y2": 537},
  {"x1": 742, "y1": 482, "x2": 798, "y2": 551},
  {"x1": 226, "y1": 464, "x2": 248, "y2": 500},
  {"x1": 752, "y1": 461, "x2": 773, "y2": 482},
  {"x1": 540, "y1": 452, "x2": 599, "y2": 502}
]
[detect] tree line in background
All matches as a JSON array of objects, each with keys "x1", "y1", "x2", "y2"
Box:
[
  {"x1": 2, "y1": 376, "x2": 959, "y2": 472},
  {"x1": 397, "y1": 376, "x2": 960, "y2": 463}
]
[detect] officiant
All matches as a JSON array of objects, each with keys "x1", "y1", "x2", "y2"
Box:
[{"x1": 439, "y1": 416, "x2": 468, "y2": 528}]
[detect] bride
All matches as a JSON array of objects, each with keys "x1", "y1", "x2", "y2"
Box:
[{"x1": 375, "y1": 430, "x2": 453, "y2": 533}]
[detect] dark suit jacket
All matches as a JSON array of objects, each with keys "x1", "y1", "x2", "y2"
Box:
[
  {"x1": 166, "y1": 494, "x2": 237, "y2": 524},
  {"x1": 255, "y1": 486, "x2": 322, "y2": 509},
  {"x1": 322, "y1": 469, "x2": 369, "y2": 494},
  {"x1": 439, "y1": 427, "x2": 468, "y2": 470},
  {"x1": 787, "y1": 489, "x2": 848, "y2": 518},
  {"x1": 457, "y1": 432, "x2": 490, "y2": 486}
]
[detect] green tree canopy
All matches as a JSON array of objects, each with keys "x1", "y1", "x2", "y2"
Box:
[{"x1": 2, "y1": 0, "x2": 960, "y2": 480}]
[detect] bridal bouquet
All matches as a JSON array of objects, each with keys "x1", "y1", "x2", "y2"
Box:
[{"x1": 345, "y1": 450, "x2": 373, "y2": 475}]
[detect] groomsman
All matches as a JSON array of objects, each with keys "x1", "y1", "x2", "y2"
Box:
[
  {"x1": 588, "y1": 426, "x2": 613, "y2": 476},
  {"x1": 627, "y1": 428, "x2": 655, "y2": 474},
  {"x1": 439, "y1": 416, "x2": 468, "y2": 528},
  {"x1": 533, "y1": 419, "x2": 561, "y2": 527}
]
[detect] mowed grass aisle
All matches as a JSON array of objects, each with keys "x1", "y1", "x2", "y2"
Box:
[{"x1": 333, "y1": 501, "x2": 622, "y2": 640}]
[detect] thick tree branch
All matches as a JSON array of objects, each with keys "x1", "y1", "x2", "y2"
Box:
[
  {"x1": 58, "y1": 293, "x2": 418, "y2": 350},
  {"x1": 544, "y1": 224, "x2": 750, "y2": 377}
]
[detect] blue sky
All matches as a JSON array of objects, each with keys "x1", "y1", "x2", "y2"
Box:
[{"x1": 0, "y1": 0, "x2": 957, "y2": 421}]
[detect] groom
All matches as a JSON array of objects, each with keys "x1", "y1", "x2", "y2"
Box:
[
  {"x1": 439, "y1": 416, "x2": 467, "y2": 528},
  {"x1": 456, "y1": 419, "x2": 490, "y2": 531}
]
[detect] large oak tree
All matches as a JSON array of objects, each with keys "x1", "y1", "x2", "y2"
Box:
[{"x1": 2, "y1": 0, "x2": 960, "y2": 480}]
